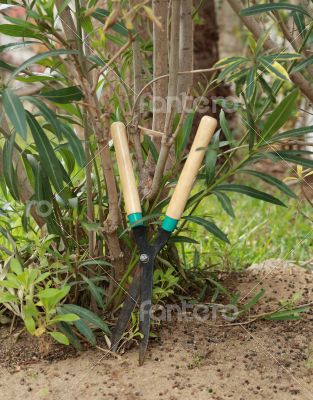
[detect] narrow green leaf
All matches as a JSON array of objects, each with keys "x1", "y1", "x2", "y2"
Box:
[
  {"x1": 216, "y1": 184, "x2": 286, "y2": 207},
  {"x1": 205, "y1": 131, "x2": 219, "y2": 184},
  {"x1": 177, "y1": 111, "x2": 195, "y2": 155},
  {"x1": 0, "y1": 24, "x2": 43, "y2": 39},
  {"x1": 92, "y1": 9, "x2": 130, "y2": 37},
  {"x1": 261, "y1": 90, "x2": 298, "y2": 141},
  {"x1": 240, "y1": 169, "x2": 297, "y2": 198},
  {"x1": 2, "y1": 89, "x2": 27, "y2": 139},
  {"x1": 0, "y1": 41, "x2": 39, "y2": 53},
  {"x1": 245, "y1": 66, "x2": 256, "y2": 101},
  {"x1": 219, "y1": 110, "x2": 233, "y2": 144},
  {"x1": 169, "y1": 236, "x2": 199, "y2": 244},
  {"x1": 214, "y1": 56, "x2": 246, "y2": 68},
  {"x1": 12, "y1": 49, "x2": 79, "y2": 78},
  {"x1": 269, "y1": 151, "x2": 313, "y2": 169},
  {"x1": 292, "y1": 55, "x2": 313, "y2": 73},
  {"x1": 81, "y1": 274, "x2": 104, "y2": 309},
  {"x1": 33, "y1": 161, "x2": 53, "y2": 204},
  {"x1": 265, "y1": 53, "x2": 302, "y2": 61},
  {"x1": 242, "y1": 289, "x2": 265, "y2": 312},
  {"x1": 292, "y1": 11, "x2": 306, "y2": 38},
  {"x1": 255, "y1": 30, "x2": 271, "y2": 54},
  {"x1": 3, "y1": 133, "x2": 19, "y2": 200},
  {"x1": 61, "y1": 124, "x2": 87, "y2": 167},
  {"x1": 240, "y1": 4, "x2": 310, "y2": 17},
  {"x1": 247, "y1": 110, "x2": 257, "y2": 151},
  {"x1": 74, "y1": 318, "x2": 96, "y2": 345},
  {"x1": 265, "y1": 308, "x2": 307, "y2": 321},
  {"x1": 40, "y1": 86, "x2": 83, "y2": 104},
  {"x1": 213, "y1": 191, "x2": 235, "y2": 218},
  {"x1": 26, "y1": 112, "x2": 64, "y2": 194},
  {"x1": 79, "y1": 260, "x2": 112, "y2": 267},
  {"x1": 57, "y1": 146, "x2": 76, "y2": 175},
  {"x1": 193, "y1": 248, "x2": 200, "y2": 269},
  {"x1": 57, "y1": 322, "x2": 83, "y2": 350},
  {"x1": 258, "y1": 57, "x2": 289, "y2": 81},
  {"x1": 259, "y1": 76, "x2": 276, "y2": 103},
  {"x1": 16, "y1": 74, "x2": 58, "y2": 83},
  {"x1": 144, "y1": 135, "x2": 158, "y2": 162},
  {"x1": 271, "y1": 125, "x2": 313, "y2": 142},
  {"x1": 218, "y1": 59, "x2": 245, "y2": 82},
  {"x1": 24, "y1": 96, "x2": 62, "y2": 141},
  {"x1": 183, "y1": 216, "x2": 230, "y2": 243},
  {"x1": 4, "y1": 15, "x2": 41, "y2": 31},
  {"x1": 62, "y1": 304, "x2": 110, "y2": 334},
  {"x1": 0, "y1": 59, "x2": 15, "y2": 71},
  {"x1": 88, "y1": 54, "x2": 106, "y2": 67}
]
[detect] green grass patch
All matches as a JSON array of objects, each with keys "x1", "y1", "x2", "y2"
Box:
[{"x1": 181, "y1": 187, "x2": 313, "y2": 271}]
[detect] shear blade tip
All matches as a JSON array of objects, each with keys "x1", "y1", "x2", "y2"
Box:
[{"x1": 139, "y1": 354, "x2": 145, "y2": 366}]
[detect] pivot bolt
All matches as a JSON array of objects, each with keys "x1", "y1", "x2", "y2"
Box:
[{"x1": 140, "y1": 254, "x2": 149, "y2": 263}]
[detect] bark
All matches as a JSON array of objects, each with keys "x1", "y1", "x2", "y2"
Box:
[
  {"x1": 140, "y1": 0, "x2": 170, "y2": 198},
  {"x1": 193, "y1": 0, "x2": 229, "y2": 130},
  {"x1": 148, "y1": 0, "x2": 181, "y2": 200},
  {"x1": 216, "y1": 0, "x2": 242, "y2": 59},
  {"x1": 178, "y1": 0, "x2": 193, "y2": 96},
  {"x1": 152, "y1": 0, "x2": 169, "y2": 133},
  {"x1": 227, "y1": 0, "x2": 313, "y2": 104},
  {"x1": 129, "y1": 0, "x2": 145, "y2": 172}
]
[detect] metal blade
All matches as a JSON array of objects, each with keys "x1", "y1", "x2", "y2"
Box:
[
  {"x1": 111, "y1": 267, "x2": 141, "y2": 352},
  {"x1": 138, "y1": 260, "x2": 154, "y2": 365}
]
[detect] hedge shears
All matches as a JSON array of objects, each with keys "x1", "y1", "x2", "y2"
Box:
[{"x1": 110, "y1": 116, "x2": 217, "y2": 364}]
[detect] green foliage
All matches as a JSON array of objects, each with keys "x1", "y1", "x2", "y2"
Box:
[
  {"x1": 0, "y1": 256, "x2": 77, "y2": 341},
  {"x1": 2, "y1": 89, "x2": 27, "y2": 139},
  {"x1": 0, "y1": 0, "x2": 312, "y2": 349},
  {"x1": 240, "y1": 3, "x2": 310, "y2": 17}
]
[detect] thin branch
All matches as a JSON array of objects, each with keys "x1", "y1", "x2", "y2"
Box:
[
  {"x1": 14, "y1": 83, "x2": 44, "y2": 97},
  {"x1": 92, "y1": 35, "x2": 135, "y2": 93},
  {"x1": 138, "y1": 125, "x2": 164, "y2": 137},
  {"x1": 272, "y1": 8, "x2": 313, "y2": 79},
  {"x1": 132, "y1": 67, "x2": 222, "y2": 119},
  {"x1": 212, "y1": 302, "x2": 313, "y2": 327}
]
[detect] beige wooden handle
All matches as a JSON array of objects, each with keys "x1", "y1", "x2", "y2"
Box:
[
  {"x1": 110, "y1": 122, "x2": 142, "y2": 216},
  {"x1": 166, "y1": 116, "x2": 217, "y2": 220}
]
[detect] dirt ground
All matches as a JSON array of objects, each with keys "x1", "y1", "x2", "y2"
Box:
[{"x1": 1, "y1": 259, "x2": 313, "y2": 400}]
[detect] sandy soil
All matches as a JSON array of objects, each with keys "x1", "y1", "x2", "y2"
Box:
[{"x1": 1, "y1": 259, "x2": 313, "y2": 400}]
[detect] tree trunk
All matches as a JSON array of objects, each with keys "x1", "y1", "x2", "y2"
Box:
[
  {"x1": 215, "y1": 0, "x2": 242, "y2": 59},
  {"x1": 193, "y1": 0, "x2": 230, "y2": 128}
]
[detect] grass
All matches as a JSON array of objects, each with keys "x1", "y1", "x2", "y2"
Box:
[{"x1": 181, "y1": 185, "x2": 313, "y2": 271}]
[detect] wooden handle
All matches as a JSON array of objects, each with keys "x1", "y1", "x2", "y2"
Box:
[
  {"x1": 110, "y1": 122, "x2": 142, "y2": 216},
  {"x1": 166, "y1": 116, "x2": 217, "y2": 220}
]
